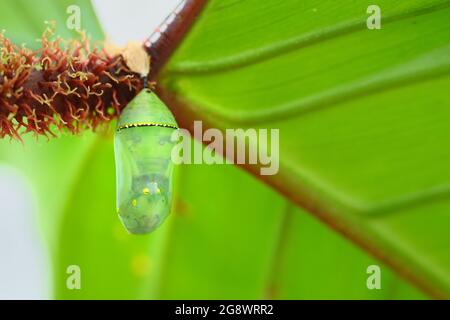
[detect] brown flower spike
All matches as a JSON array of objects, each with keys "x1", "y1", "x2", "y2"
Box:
[{"x1": 0, "y1": 24, "x2": 150, "y2": 140}]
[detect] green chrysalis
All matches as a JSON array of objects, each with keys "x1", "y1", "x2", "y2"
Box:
[{"x1": 114, "y1": 89, "x2": 178, "y2": 234}]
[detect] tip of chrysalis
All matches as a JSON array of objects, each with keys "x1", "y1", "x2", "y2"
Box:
[{"x1": 124, "y1": 224, "x2": 161, "y2": 235}]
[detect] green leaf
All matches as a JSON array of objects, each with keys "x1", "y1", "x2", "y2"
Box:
[
  {"x1": 159, "y1": 0, "x2": 450, "y2": 297},
  {"x1": 0, "y1": 0, "x2": 101, "y2": 46},
  {"x1": 0, "y1": 0, "x2": 161, "y2": 299},
  {"x1": 0, "y1": 0, "x2": 430, "y2": 299},
  {"x1": 147, "y1": 141, "x2": 425, "y2": 299}
]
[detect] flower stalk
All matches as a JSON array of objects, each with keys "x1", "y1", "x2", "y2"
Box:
[{"x1": 0, "y1": 26, "x2": 147, "y2": 140}]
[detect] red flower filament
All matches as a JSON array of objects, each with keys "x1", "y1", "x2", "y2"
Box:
[{"x1": 0, "y1": 27, "x2": 147, "y2": 140}]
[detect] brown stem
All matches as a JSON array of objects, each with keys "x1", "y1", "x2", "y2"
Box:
[{"x1": 143, "y1": 0, "x2": 208, "y2": 80}]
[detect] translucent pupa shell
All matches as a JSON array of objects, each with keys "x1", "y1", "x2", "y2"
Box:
[{"x1": 114, "y1": 89, "x2": 178, "y2": 234}]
